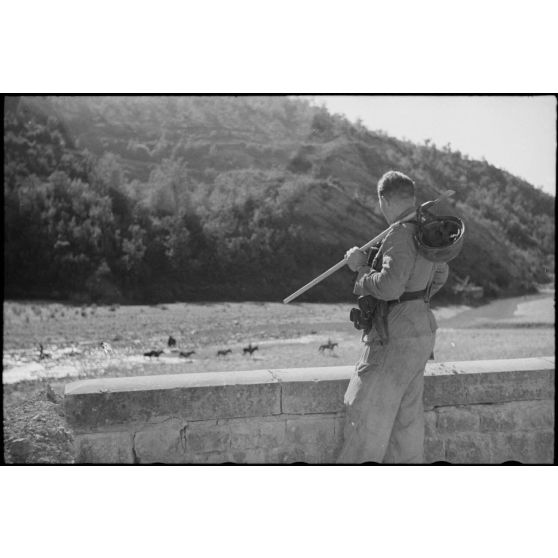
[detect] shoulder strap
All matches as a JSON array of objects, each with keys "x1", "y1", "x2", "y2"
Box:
[{"x1": 424, "y1": 264, "x2": 437, "y2": 303}]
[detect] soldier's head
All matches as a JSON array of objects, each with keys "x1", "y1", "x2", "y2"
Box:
[{"x1": 377, "y1": 171, "x2": 416, "y2": 223}]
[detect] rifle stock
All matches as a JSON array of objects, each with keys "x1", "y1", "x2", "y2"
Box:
[{"x1": 282, "y1": 190, "x2": 454, "y2": 304}]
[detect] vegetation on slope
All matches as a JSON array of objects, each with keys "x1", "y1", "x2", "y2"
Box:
[{"x1": 4, "y1": 95, "x2": 554, "y2": 303}]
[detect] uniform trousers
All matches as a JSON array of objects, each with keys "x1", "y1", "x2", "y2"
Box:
[{"x1": 336, "y1": 332, "x2": 435, "y2": 464}]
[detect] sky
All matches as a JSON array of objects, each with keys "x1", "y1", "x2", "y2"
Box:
[{"x1": 313, "y1": 96, "x2": 556, "y2": 197}]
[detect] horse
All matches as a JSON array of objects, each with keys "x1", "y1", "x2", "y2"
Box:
[
  {"x1": 318, "y1": 340, "x2": 338, "y2": 353},
  {"x1": 144, "y1": 350, "x2": 164, "y2": 357},
  {"x1": 243, "y1": 343, "x2": 258, "y2": 356}
]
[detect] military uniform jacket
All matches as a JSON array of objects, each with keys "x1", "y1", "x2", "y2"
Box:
[{"x1": 353, "y1": 221, "x2": 448, "y2": 341}]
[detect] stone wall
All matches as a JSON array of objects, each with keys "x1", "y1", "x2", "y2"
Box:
[{"x1": 64, "y1": 357, "x2": 555, "y2": 464}]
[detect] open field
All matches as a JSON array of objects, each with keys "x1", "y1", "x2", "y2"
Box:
[{"x1": 3, "y1": 292, "x2": 554, "y2": 463}]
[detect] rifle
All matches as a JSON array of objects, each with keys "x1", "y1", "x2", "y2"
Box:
[{"x1": 283, "y1": 190, "x2": 455, "y2": 304}]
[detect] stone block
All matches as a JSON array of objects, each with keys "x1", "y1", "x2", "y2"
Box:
[
  {"x1": 65, "y1": 381, "x2": 281, "y2": 430},
  {"x1": 424, "y1": 411, "x2": 437, "y2": 438},
  {"x1": 271, "y1": 366, "x2": 353, "y2": 383},
  {"x1": 424, "y1": 375, "x2": 466, "y2": 410},
  {"x1": 281, "y1": 379, "x2": 347, "y2": 414},
  {"x1": 517, "y1": 400, "x2": 554, "y2": 430},
  {"x1": 66, "y1": 369, "x2": 278, "y2": 394},
  {"x1": 285, "y1": 415, "x2": 337, "y2": 462},
  {"x1": 76, "y1": 432, "x2": 134, "y2": 463},
  {"x1": 477, "y1": 403, "x2": 518, "y2": 432},
  {"x1": 185, "y1": 420, "x2": 231, "y2": 454},
  {"x1": 425, "y1": 357, "x2": 554, "y2": 378},
  {"x1": 424, "y1": 365, "x2": 554, "y2": 410},
  {"x1": 436, "y1": 407, "x2": 479, "y2": 433},
  {"x1": 445, "y1": 433, "x2": 491, "y2": 463},
  {"x1": 176, "y1": 451, "x2": 231, "y2": 464},
  {"x1": 187, "y1": 448, "x2": 282, "y2": 464},
  {"x1": 229, "y1": 448, "x2": 269, "y2": 464},
  {"x1": 272, "y1": 446, "x2": 317, "y2": 464},
  {"x1": 271, "y1": 367, "x2": 351, "y2": 414},
  {"x1": 134, "y1": 419, "x2": 186, "y2": 463},
  {"x1": 477, "y1": 400, "x2": 554, "y2": 433},
  {"x1": 532, "y1": 431, "x2": 554, "y2": 463},
  {"x1": 229, "y1": 417, "x2": 286, "y2": 451},
  {"x1": 424, "y1": 437, "x2": 445, "y2": 463},
  {"x1": 488, "y1": 432, "x2": 535, "y2": 463}
]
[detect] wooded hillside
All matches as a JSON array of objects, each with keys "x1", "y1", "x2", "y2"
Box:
[{"x1": 4, "y1": 95, "x2": 554, "y2": 303}]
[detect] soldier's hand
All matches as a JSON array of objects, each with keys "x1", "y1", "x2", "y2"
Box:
[{"x1": 344, "y1": 247, "x2": 367, "y2": 272}]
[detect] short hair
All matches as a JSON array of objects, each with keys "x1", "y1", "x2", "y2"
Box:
[{"x1": 377, "y1": 171, "x2": 415, "y2": 201}]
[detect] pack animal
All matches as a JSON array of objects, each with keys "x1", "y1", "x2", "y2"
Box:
[
  {"x1": 217, "y1": 349, "x2": 232, "y2": 357},
  {"x1": 179, "y1": 350, "x2": 196, "y2": 358},
  {"x1": 319, "y1": 340, "x2": 338, "y2": 353},
  {"x1": 243, "y1": 343, "x2": 258, "y2": 356},
  {"x1": 144, "y1": 350, "x2": 164, "y2": 357}
]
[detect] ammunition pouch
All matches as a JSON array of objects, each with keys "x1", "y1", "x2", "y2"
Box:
[
  {"x1": 349, "y1": 295, "x2": 382, "y2": 332},
  {"x1": 349, "y1": 289, "x2": 429, "y2": 342}
]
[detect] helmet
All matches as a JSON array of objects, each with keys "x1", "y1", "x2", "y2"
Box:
[{"x1": 414, "y1": 202, "x2": 465, "y2": 263}]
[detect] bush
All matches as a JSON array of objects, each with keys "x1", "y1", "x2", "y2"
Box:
[{"x1": 84, "y1": 262, "x2": 123, "y2": 304}]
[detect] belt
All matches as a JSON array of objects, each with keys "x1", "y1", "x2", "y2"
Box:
[{"x1": 388, "y1": 288, "x2": 428, "y2": 306}]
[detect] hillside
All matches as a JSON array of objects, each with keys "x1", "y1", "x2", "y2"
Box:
[{"x1": 3, "y1": 95, "x2": 555, "y2": 303}]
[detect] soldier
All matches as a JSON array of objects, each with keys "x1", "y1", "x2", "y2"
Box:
[{"x1": 337, "y1": 171, "x2": 461, "y2": 463}]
